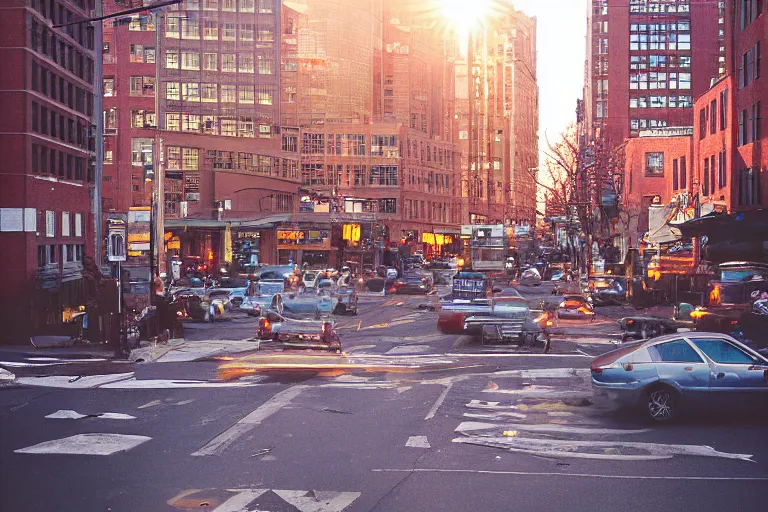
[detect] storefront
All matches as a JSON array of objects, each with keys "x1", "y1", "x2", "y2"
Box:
[{"x1": 277, "y1": 227, "x2": 332, "y2": 267}]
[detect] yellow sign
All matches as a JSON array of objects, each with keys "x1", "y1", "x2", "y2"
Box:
[
  {"x1": 224, "y1": 226, "x2": 232, "y2": 264},
  {"x1": 278, "y1": 230, "x2": 305, "y2": 240},
  {"x1": 167, "y1": 236, "x2": 180, "y2": 250},
  {"x1": 342, "y1": 224, "x2": 361, "y2": 242}
]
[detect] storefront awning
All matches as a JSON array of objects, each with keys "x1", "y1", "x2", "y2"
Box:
[
  {"x1": 165, "y1": 214, "x2": 292, "y2": 231},
  {"x1": 433, "y1": 227, "x2": 461, "y2": 235}
]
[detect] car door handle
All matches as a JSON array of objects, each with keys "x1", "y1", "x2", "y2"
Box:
[
  {"x1": 712, "y1": 372, "x2": 725, "y2": 379},
  {"x1": 684, "y1": 367, "x2": 693, "y2": 372}
]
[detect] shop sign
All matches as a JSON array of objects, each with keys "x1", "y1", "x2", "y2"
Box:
[
  {"x1": 331, "y1": 213, "x2": 376, "y2": 223},
  {"x1": 167, "y1": 236, "x2": 181, "y2": 250}
]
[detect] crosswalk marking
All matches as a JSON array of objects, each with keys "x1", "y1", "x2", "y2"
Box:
[
  {"x1": 273, "y1": 490, "x2": 362, "y2": 512},
  {"x1": 193, "y1": 385, "x2": 305, "y2": 456},
  {"x1": 15, "y1": 433, "x2": 151, "y2": 455},
  {"x1": 211, "y1": 489, "x2": 268, "y2": 512},
  {"x1": 45, "y1": 409, "x2": 135, "y2": 420},
  {"x1": 406, "y1": 435, "x2": 431, "y2": 448}
]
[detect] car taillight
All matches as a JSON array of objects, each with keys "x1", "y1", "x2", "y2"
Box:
[
  {"x1": 395, "y1": 281, "x2": 405, "y2": 287},
  {"x1": 258, "y1": 317, "x2": 271, "y2": 338}
]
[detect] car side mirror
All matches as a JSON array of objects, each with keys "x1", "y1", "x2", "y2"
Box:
[{"x1": 492, "y1": 287, "x2": 502, "y2": 294}]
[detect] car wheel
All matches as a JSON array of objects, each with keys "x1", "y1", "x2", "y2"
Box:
[{"x1": 646, "y1": 386, "x2": 676, "y2": 423}]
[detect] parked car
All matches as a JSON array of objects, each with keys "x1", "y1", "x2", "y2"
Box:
[
  {"x1": 619, "y1": 316, "x2": 680, "y2": 341},
  {"x1": 557, "y1": 294, "x2": 596, "y2": 320},
  {"x1": 302, "y1": 270, "x2": 320, "y2": 291},
  {"x1": 240, "y1": 280, "x2": 285, "y2": 317},
  {"x1": 255, "y1": 311, "x2": 341, "y2": 353},
  {"x1": 332, "y1": 286, "x2": 359, "y2": 315},
  {"x1": 588, "y1": 275, "x2": 626, "y2": 306},
  {"x1": 591, "y1": 332, "x2": 768, "y2": 422},
  {"x1": 519, "y1": 267, "x2": 542, "y2": 286},
  {"x1": 391, "y1": 271, "x2": 434, "y2": 294}
]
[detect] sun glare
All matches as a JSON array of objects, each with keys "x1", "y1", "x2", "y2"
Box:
[{"x1": 440, "y1": 0, "x2": 494, "y2": 33}]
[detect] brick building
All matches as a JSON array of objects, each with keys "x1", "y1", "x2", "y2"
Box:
[
  {"x1": 585, "y1": 0, "x2": 721, "y2": 146},
  {"x1": 621, "y1": 130, "x2": 693, "y2": 244},
  {"x1": 0, "y1": 0, "x2": 97, "y2": 342}
]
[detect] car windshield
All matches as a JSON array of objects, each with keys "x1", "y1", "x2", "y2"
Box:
[{"x1": 304, "y1": 272, "x2": 317, "y2": 280}]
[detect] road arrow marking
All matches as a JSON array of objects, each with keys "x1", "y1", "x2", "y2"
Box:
[
  {"x1": 15, "y1": 433, "x2": 151, "y2": 455},
  {"x1": 210, "y1": 489, "x2": 268, "y2": 511},
  {"x1": 273, "y1": 490, "x2": 362, "y2": 512}
]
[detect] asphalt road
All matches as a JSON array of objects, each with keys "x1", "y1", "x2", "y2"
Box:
[{"x1": 2, "y1": 285, "x2": 768, "y2": 511}]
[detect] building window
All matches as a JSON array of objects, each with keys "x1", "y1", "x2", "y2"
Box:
[
  {"x1": 238, "y1": 54, "x2": 254, "y2": 73},
  {"x1": 130, "y1": 44, "x2": 155, "y2": 63},
  {"x1": 222, "y1": 54, "x2": 236, "y2": 72},
  {"x1": 720, "y1": 88, "x2": 728, "y2": 130},
  {"x1": 703, "y1": 157, "x2": 710, "y2": 196},
  {"x1": 45, "y1": 211, "x2": 55, "y2": 238},
  {"x1": 221, "y1": 85, "x2": 236, "y2": 103},
  {"x1": 129, "y1": 76, "x2": 155, "y2": 97},
  {"x1": 203, "y1": 0, "x2": 219, "y2": 10},
  {"x1": 673, "y1": 158, "x2": 679, "y2": 190},
  {"x1": 166, "y1": 82, "x2": 180, "y2": 101},
  {"x1": 710, "y1": 99, "x2": 717, "y2": 134},
  {"x1": 166, "y1": 17, "x2": 181, "y2": 38},
  {"x1": 257, "y1": 55, "x2": 274, "y2": 74},
  {"x1": 240, "y1": 23, "x2": 254, "y2": 42},
  {"x1": 203, "y1": 21, "x2": 218, "y2": 40},
  {"x1": 222, "y1": 0, "x2": 236, "y2": 10},
  {"x1": 202, "y1": 83, "x2": 217, "y2": 102},
  {"x1": 182, "y1": 19, "x2": 199, "y2": 39},
  {"x1": 256, "y1": 84, "x2": 273, "y2": 105},
  {"x1": 182, "y1": 148, "x2": 199, "y2": 170},
  {"x1": 738, "y1": 167, "x2": 761, "y2": 205},
  {"x1": 282, "y1": 135, "x2": 297, "y2": 152},
  {"x1": 182, "y1": 83, "x2": 200, "y2": 102},
  {"x1": 223, "y1": 23, "x2": 236, "y2": 41},
  {"x1": 680, "y1": 155, "x2": 687, "y2": 189},
  {"x1": 165, "y1": 50, "x2": 179, "y2": 69},
  {"x1": 240, "y1": 0, "x2": 255, "y2": 13},
  {"x1": 131, "y1": 138, "x2": 153, "y2": 166},
  {"x1": 166, "y1": 113, "x2": 181, "y2": 131},
  {"x1": 257, "y1": 25, "x2": 274, "y2": 42},
  {"x1": 238, "y1": 85, "x2": 254, "y2": 103},
  {"x1": 204, "y1": 53, "x2": 217, "y2": 71},
  {"x1": 181, "y1": 52, "x2": 200, "y2": 70},
  {"x1": 645, "y1": 152, "x2": 664, "y2": 176},
  {"x1": 699, "y1": 107, "x2": 707, "y2": 139},
  {"x1": 301, "y1": 133, "x2": 325, "y2": 154},
  {"x1": 103, "y1": 77, "x2": 114, "y2": 97},
  {"x1": 221, "y1": 118, "x2": 237, "y2": 137}
]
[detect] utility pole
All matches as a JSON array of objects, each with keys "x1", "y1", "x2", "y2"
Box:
[{"x1": 93, "y1": 0, "x2": 104, "y2": 265}]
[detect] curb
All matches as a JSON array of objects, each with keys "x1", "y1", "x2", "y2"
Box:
[{"x1": 129, "y1": 338, "x2": 186, "y2": 363}]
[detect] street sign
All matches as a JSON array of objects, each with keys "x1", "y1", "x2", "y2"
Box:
[{"x1": 106, "y1": 215, "x2": 127, "y2": 262}]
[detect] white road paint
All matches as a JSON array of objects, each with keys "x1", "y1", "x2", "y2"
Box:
[
  {"x1": 372, "y1": 468, "x2": 768, "y2": 481},
  {"x1": 317, "y1": 383, "x2": 399, "y2": 390},
  {"x1": 100, "y1": 378, "x2": 262, "y2": 389},
  {"x1": 332, "y1": 374, "x2": 373, "y2": 383},
  {"x1": 273, "y1": 490, "x2": 362, "y2": 512},
  {"x1": 406, "y1": 436, "x2": 431, "y2": 448},
  {"x1": 492, "y1": 368, "x2": 591, "y2": 379},
  {"x1": 28, "y1": 357, "x2": 108, "y2": 363},
  {"x1": 424, "y1": 381, "x2": 454, "y2": 420},
  {"x1": 481, "y1": 385, "x2": 592, "y2": 399},
  {"x1": 447, "y1": 352, "x2": 591, "y2": 358},
  {"x1": 454, "y1": 421, "x2": 649, "y2": 435},
  {"x1": 45, "y1": 409, "x2": 136, "y2": 420},
  {"x1": 385, "y1": 345, "x2": 431, "y2": 355},
  {"x1": 547, "y1": 411, "x2": 574, "y2": 417},
  {"x1": 211, "y1": 489, "x2": 268, "y2": 512},
  {"x1": 343, "y1": 345, "x2": 377, "y2": 353},
  {"x1": 463, "y1": 412, "x2": 528, "y2": 420},
  {"x1": 15, "y1": 373, "x2": 134, "y2": 388},
  {"x1": 466, "y1": 400, "x2": 520, "y2": 410},
  {"x1": 0, "y1": 361, "x2": 61, "y2": 367},
  {"x1": 0, "y1": 367, "x2": 14, "y2": 382},
  {"x1": 452, "y1": 436, "x2": 754, "y2": 462},
  {"x1": 15, "y1": 433, "x2": 151, "y2": 455},
  {"x1": 193, "y1": 385, "x2": 306, "y2": 456}
]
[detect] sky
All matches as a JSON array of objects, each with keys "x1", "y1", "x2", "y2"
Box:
[{"x1": 512, "y1": 0, "x2": 589, "y2": 165}]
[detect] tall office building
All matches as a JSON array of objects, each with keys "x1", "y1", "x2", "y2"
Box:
[
  {"x1": 0, "y1": 0, "x2": 97, "y2": 342},
  {"x1": 585, "y1": 0, "x2": 720, "y2": 145}
]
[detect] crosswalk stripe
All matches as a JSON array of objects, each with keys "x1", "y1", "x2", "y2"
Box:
[
  {"x1": 211, "y1": 489, "x2": 268, "y2": 512},
  {"x1": 15, "y1": 433, "x2": 151, "y2": 455}
]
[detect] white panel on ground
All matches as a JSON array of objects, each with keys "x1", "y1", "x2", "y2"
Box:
[
  {"x1": 15, "y1": 373, "x2": 134, "y2": 388},
  {"x1": 45, "y1": 410, "x2": 136, "y2": 420},
  {"x1": 463, "y1": 412, "x2": 528, "y2": 420},
  {"x1": 193, "y1": 385, "x2": 305, "y2": 456},
  {"x1": 100, "y1": 378, "x2": 261, "y2": 389},
  {"x1": 272, "y1": 490, "x2": 362, "y2": 512},
  {"x1": 493, "y1": 368, "x2": 591, "y2": 378},
  {"x1": 452, "y1": 436, "x2": 754, "y2": 462},
  {"x1": 454, "y1": 421, "x2": 649, "y2": 435},
  {"x1": 211, "y1": 489, "x2": 268, "y2": 512},
  {"x1": 385, "y1": 345, "x2": 431, "y2": 355},
  {"x1": 15, "y1": 433, "x2": 151, "y2": 455},
  {"x1": 0, "y1": 367, "x2": 15, "y2": 381},
  {"x1": 406, "y1": 436, "x2": 431, "y2": 448}
]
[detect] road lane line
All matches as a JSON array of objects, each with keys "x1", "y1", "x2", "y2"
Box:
[
  {"x1": 424, "y1": 381, "x2": 454, "y2": 420},
  {"x1": 371, "y1": 468, "x2": 768, "y2": 481},
  {"x1": 192, "y1": 385, "x2": 306, "y2": 457},
  {"x1": 454, "y1": 421, "x2": 649, "y2": 435},
  {"x1": 445, "y1": 353, "x2": 591, "y2": 358},
  {"x1": 211, "y1": 489, "x2": 268, "y2": 512}
]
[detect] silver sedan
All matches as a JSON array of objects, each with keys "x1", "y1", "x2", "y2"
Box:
[{"x1": 591, "y1": 332, "x2": 768, "y2": 422}]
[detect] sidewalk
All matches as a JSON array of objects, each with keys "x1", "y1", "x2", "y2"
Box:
[{"x1": 129, "y1": 337, "x2": 259, "y2": 363}]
